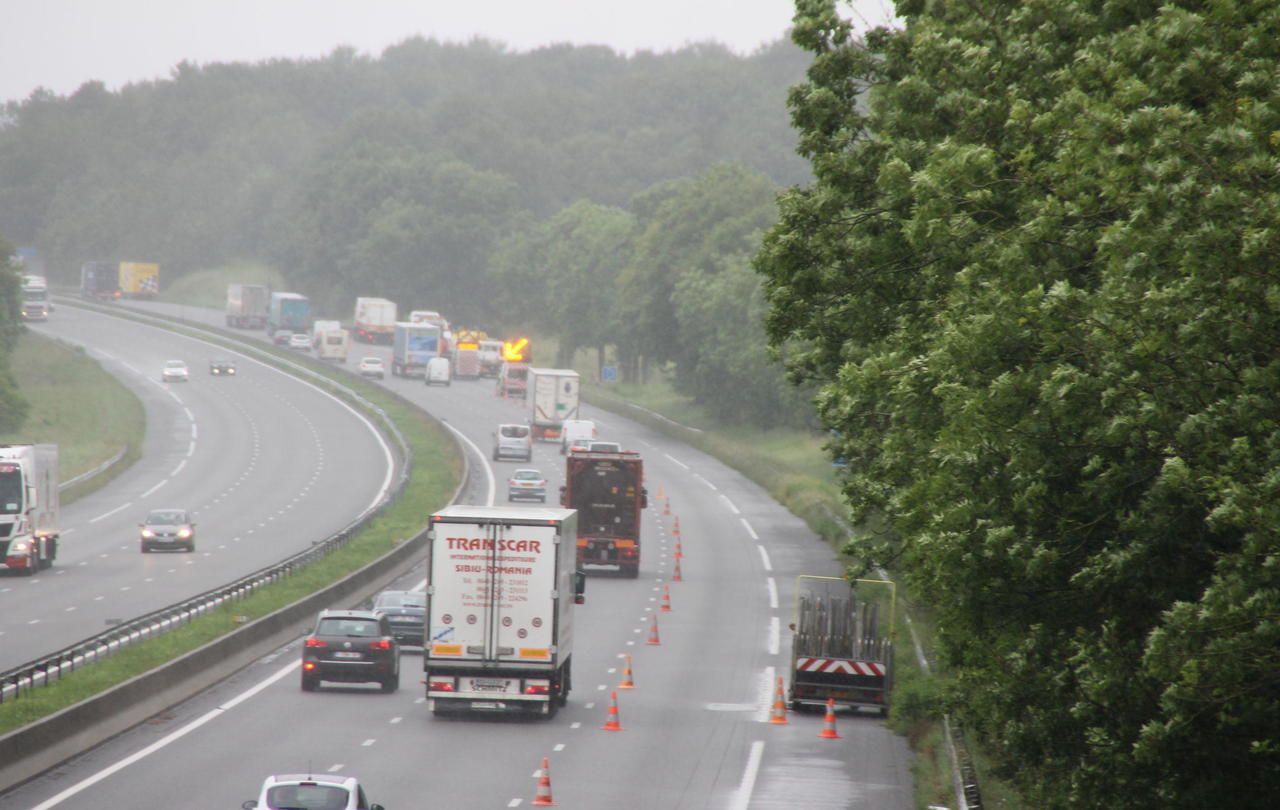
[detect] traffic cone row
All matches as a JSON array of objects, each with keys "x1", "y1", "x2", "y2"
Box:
[
  {"x1": 618, "y1": 655, "x2": 636, "y2": 689},
  {"x1": 660, "y1": 584, "x2": 673, "y2": 613},
  {"x1": 769, "y1": 677, "x2": 788, "y2": 725},
  {"x1": 672, "y1": 556, "x2": 683, "y2": 582},
  {"x1": 663, "y1": 496, "x2": 671, "y2": 516},
  {"x1": 673, "y1": 516, "x2": 681, "y2": 536},
  {"x1": 602, "y1": 690, "x2": 624, "y2": 730},
  {"x1": 647, "y1": 613, "x2": 662, "y2": 645},
  {"x1": 532, "y1": 757, "x2": 557, "y2": 806},
  {"x1": 674, "y1": 539, "x2": 684, "y2": 559}
]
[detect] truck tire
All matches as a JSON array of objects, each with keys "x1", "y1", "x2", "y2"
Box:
[
  {"x1": 23, "y1": 549, "x2": 38, "y2": 576},
  {"x1": 622, "y1": 562, "x2": 640, "y2": 579}
]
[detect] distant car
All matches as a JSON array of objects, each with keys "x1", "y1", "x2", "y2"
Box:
[
  {"x1": 209, "y1": 358, "x2": 237, "y2": 376},
  {"x1": 270, "y1": 330, "x2": 291, "y2": 346},
  {"x1": 585, "y1": 441, "x2": 622, "y2": 453},
  {"x1": 139, "y1": 508, "x2": 196, "y2": 553},
  {"x1": 371, "y1": 590, "x2": 426, "y2": 647},
  {"x1": 358, "y1": 357, "x2": 385, "y2": 379},
  {"x1": 288, "y1": 332, "x2": 312, "y2": 351},
  {"x1": 161, "y1": 359, "x2": 189, "y2": 383},
  {"x1": 507, "y1": 468, "x2": 547, "y2": 503},
  {"x1": 493, "y1": 423, "x2": 533, "y2": 461},
  {"x1": 424, "y1": 356, "x2": 451, "y2": 386},
  {"x1": 242, "y1": 774, "x2": 385, "y2": 810},
  {"x1": 301, "y1": 609, "x2": 399, "y2": 692}
]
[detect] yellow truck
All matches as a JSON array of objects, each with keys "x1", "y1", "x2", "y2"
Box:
[{"x1": 118, "y1": 262, "x2": 160, "y2": 298}]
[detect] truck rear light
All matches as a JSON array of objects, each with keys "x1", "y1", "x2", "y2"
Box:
[
  {"x1": 304, "y1": 638, "x2": 327, "y2": 648},
  {"x1": 429, "y1": 679, "x2": 456, "y2": 692},
  {"x1": 523, "y1": 680, "x2": 551, "y2": 695}
]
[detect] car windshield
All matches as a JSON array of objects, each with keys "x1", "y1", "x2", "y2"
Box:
[
  {"x1": 500, "y1": 425, "x2": 529, "y2": 438},
  {"x1": 266, "y1": 783, "x2": 351, "y2": 810},
  {"x1": 374, "y1": 592, "x2": 425, "y2": 609},
  {"x1": 317, "y1": 618, "x2": 381, "y2": 637},
  {"x1": 513, "y1": 470, "x2": 542, "y2": 481},
  {"x1": 145, "y1": 510, "x2": 187, "y2": 525},
  {"x1": 165, "y1": 361, "x2": 185, "y2": 369}
]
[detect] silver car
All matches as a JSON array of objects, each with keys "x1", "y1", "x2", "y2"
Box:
[{"x1": 161, "y1": 360, "x2": 189, "y2": 382}]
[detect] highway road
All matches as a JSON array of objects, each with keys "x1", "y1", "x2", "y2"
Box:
[
  {"x1": 0, "y1": 305, "x2": 395, "y2": 671},
  {"x1": 0, "y1": 302, "x2": 914, "y2": 810}
]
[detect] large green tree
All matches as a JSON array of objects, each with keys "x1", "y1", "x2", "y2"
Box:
[
  {"x1": 0, "y1": 238, "x2": 28, "y2": 432},
  {"x1": 756, "y1": 1, "x2": 1280, "y2": 807}
]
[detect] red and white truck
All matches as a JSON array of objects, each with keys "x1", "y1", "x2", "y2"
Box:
[
  {"x1": 423, "y1": 505, "x2": 584, "y2": 716},
  {"x1": 353, "y1": 297, "x2": 397, "y2": 344},
  {"x1": 561, "y1": 448, "x2": 646, "y2": 577},
  {"x1": 787, "y1": 575, "x2": 894, "y2": 716},
  {"x1": 0, "y1": 444, "x2": 60, "y2": 575}
]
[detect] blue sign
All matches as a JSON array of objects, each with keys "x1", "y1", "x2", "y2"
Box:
[{"x1": 602, "y1": 365, "x2": 618, "y2": 383}]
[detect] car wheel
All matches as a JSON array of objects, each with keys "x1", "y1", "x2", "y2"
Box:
[
  {"x1": 381, "y1": 674, "x2": 398, "y2": 693},
  {"x1": 301, "y1": 673, "x2": 318, "y2": 692}
]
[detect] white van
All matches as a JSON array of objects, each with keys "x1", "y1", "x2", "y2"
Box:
[
  {"x1": 560, "y1": 419, "x2": 597, "y2": 455},
  {"x1": 493, "y1": 423, "x2": 533, "y2": 462},
  {"x1": 425, "y1": 356, "x2": 452, "y2": 386}
]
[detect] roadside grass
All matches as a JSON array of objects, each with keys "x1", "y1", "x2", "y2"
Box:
[
  {"x1": 0, "y1": 310, "x2": 461, "y2": 736},
  {"x1": 0, "y1": 330, "x2": 145, "y2": 501},
  {"x1": 157, "y1": 261, "x2": 287, "y2": 310}
]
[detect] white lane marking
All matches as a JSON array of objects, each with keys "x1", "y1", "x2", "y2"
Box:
[
  {"x1": 507, "y1": 800, "x2": 522, "y2": 808},
  {"x1": 740, "y1": 518, "x2": 759, "y2": 540},
  {"x1": 693, "y1": 473, "x2": 717, "y2": 491},
  {"x1": 185, "y1": 441, "x2": 195, "y2": 458},
  {"x1": 553, "y1": 743, "x2": 565, "y2": 752},
  {"x1": 62, "y1": 528, "x2": 75, "y2": 536},
  {"x1": 720, "y1": 495, "x2": 740, "y2": 514},
  {"x1": 361, "y1": 739, "x2": 375, "y2": 747},
  {"x1": 327, "y1": 764, "x2": 344, "y2": 773},
  {"x1": 663, "y1": 453, "x2": 690, "y2": 470},
  {"x1": 89, "y1": 502, "x2": 132, "y2": 524},
  {"x1": 757, "y1": 545, "x2": 772, "y2": 572},
  {"x1": 183, "y1": 407, "x2": 194, "y2": 421},
  {"x1": 731, "y1": 740, "x2": 766, "y2": 810},
  {"x1": 768, "y1": 617, "x2": 780, "y2": 656},
  {"x1": 438, "y1": 421, "x2": 496, "y2": 506},
  {"x1": 190, "y1": 424, "x2": 198, "y2": 440},
  {"x1": 756, "y1": 666, "x2": 776, "y2": 724},
  {"x1": 140, "y1": 480, "x2": 168, "y2": 498},
  {"x1": 767, "y1": 577, "x2": 778, "y2": 610},
  {"x1": 30, "y1": 660, "x2": 300, "y2": 809},
  {"x1": 570, "y1": 722, "x2": 581, "y2": 729},
  {"x1": 389, "y1": 716, "x2": 402, "y2": 724},
  {"x1": 171, "y1": 459, "x2": 187, "y2": 477}
]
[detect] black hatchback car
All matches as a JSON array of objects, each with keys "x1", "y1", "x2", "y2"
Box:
[
  {"x1": 301, "y1": 610, "x2": 400, "y2": 693},
  {"x1": 371, "y1": 590, "x2": 425, "y2": 647}
]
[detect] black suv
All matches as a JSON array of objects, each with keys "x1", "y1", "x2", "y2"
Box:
[
  {"x1": 209, "y1": 358, "x2": 237, "y2": 375},
  {"x1": 301, "y1": 610, "x2": 400, "y2": 693},
  {"x1": 371, "y1": 590, "x2": 425, "y2": 647}
]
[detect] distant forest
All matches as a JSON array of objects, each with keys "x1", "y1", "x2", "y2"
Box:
[{"x1": 0, "y1": 37, "x2": 813, "y2": 425}]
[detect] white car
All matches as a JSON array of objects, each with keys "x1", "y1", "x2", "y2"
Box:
[
  {"x1": 242, "y1": 774, "x2": 384, "y2": 810},
  {"x1": 161, "y1": 360, "x2": 189, "y2": 383},
  {"x1": 288, "y1": 332, "x2": 312, "y2": 351},
  {"x1": 358, "y1": 357, "x2": 385, "y2": 379},
  {"x1": 507, "y1": 468, "x2": 547, "y2": 502}
]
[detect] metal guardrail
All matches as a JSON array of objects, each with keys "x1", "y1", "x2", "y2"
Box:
[{"x1": 1, "y1": 300, "x2": 416, "y2": 703}]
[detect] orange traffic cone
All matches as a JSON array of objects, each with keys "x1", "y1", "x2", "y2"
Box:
[
  {"x1": 532, "y1": 757, "x2": 557, "y2": 806},
  {"x1": 660, "y1": 584, "x2": 673, "y2": 613},
  {"x1": 602, "y1": 690, "x2": 624, "y2": 730},
  {"x1": 819, "y1": 698, "x2": 841, "y2": 739},
  {"x1": 675, "y1": 540, "x2": 684, "y2": 559},
  {"x1": 672, "y1": 556, "x2": 684, "y2": 582},
  {"x1": 673, "y1": 516, "x2": 681, "y2": 536},
  {"x1": 769, "y1": 677, "x2": 789, "y2": 725},
  {"x1": 618, "y1": 655, "x2": 636, "y2": 689},
  {"x1": 647, "y1": 613, "x2": 662, "y2": 646}
]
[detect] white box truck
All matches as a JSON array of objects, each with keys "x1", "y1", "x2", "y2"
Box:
[
  {"x1": 353, "y1": 297, "x2": 397, "y2": 345},
  {"x1": 526, "y1": 368, "x2": 581, "y2": 441},
  {"x1": 0, "y1": 444, "x2": 60, "y2": 575},
  {"x1": 424, "y1": 505, "x2": 584, "y2": 716}
]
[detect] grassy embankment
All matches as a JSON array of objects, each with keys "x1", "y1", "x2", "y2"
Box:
[
  {"x1": 0, "y1": 301, "x2": 461, "y2": 736},
  {"x1": 559, "y1": 349, "x2": 968, "y2": 810},
  {"x1": 156, "y1": 260, "x2": 287, "y2": 310},
  {"x1": 0, "y1": 330, "x2": 145, "y2": 502}
]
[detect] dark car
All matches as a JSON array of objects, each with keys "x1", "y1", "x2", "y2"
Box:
[
  {"x1": 139, "y1": 508, "x2": 196, "y2": 553},
  {"x1": 371, "y1": 590, "x2": 425, "y2": 647},
  {"x1": 301, "y1": 609, "x2": 400, "y2": 693},
  {"x1": 209, "y1": 358, "x2": 237, "y2": 375}
]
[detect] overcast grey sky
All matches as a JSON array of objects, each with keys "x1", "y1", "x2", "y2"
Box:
[{"x1": 0, "y1": 0, "x2": 899, "y2": 104}]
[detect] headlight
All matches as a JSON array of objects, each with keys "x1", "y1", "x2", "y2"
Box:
[
  {"x1": 10, "y1": 540, "x2": 29, "y2": 553},
  {"x1": 177, "y1": 528, "x2": 192, "y2": 539},
  {"x1": 140, "y1": 529, "x2": 155, "y2": 538}
]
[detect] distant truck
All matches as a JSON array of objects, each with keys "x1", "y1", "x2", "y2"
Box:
[
  {"x1": 225, "y1": 283, "x2": 270, "y2": 329},
  {"x1": 453, "y1": 339, "x2": 481, "y2": 379},
  {"x1": 20, "y1": 274, "x2": 50, "y2": 321},
  {"x1": 0, "y1": 444, "x2": 60, "y2": 575},
  {"x1": 526, "y1": 368, "x2": 581, "y2": 441},
  {"x1": 478, "y1": 339, "x2": 504, "y2": 377},
  {"x1": 391, "y1": 322, "x2": 442, "y2": 378},
  {"x1": 353, "y1": 297, "x2": 397, "y2": 344},
  {"x1": 118, "y1": 262, "x2": 159, "y2": 298},
  {"x1": 497, "y1": 362, "x2": 528, "y2": 399},
  {"x1": 561, "y1": 448, "x2": 646, "y2": 578},
  {"x1": 423, "y1": 505, "x2": 585, "y2": 716},
  {"x1": 314, "y1": 325, "x2": 350, "y2": 363},
  {"x1": 267, "y1": 292, "x2": 313, "y2": 342},
  {"x1": 80, "y1": 261, "x2": 120, "y2": 300},
  {"x1": 787, "y1": 575, "x2": 894, "y2": 716}
]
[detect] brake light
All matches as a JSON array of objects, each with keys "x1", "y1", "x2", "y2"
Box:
[
  {"x1": 303, "y1": 661, "x2": 317, "y2": 671},
  {"x1": 524, "y1": 684, "x2": 550, "y2": 695},
  {"x1": 369, "y1": 639, "x2": 393, "y2": 650},
  {"x1": 429, "y1": 680, "x2": 456, "y2": 692},
  {"x1": 304, "y1": 638, "x2": 327, "y2": 648}
]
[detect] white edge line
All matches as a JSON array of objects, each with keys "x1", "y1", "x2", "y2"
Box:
[
  {"x1": 757, "y1": 544, "x2": 772, "y2": 571},
  {"x1": 663, "y1": 452, "x2": 690, "y2": 470},
  {"x1": 439, "y1": 421, "x2": 496, "y2": 506},
  {"x1": 140, "y1": 480, "x2": 168, "y2": 499},
  {"x1": 768, "y1": 616, "x2": 780, "y2": 656},
  {"x1": 720, "y1": 494, "x2": 740, "y2": 514},
  {"x1": 767, "y1": 577, "x2": 778, "y2": 610},
  {"x1": 88, "y1": 502, "x2": 132, "y2": 524},
  {"x1": 693, "y1": 473, "x2": 717, "y2": 491},
  {"x1": 741, "y1": 517, "x2": 759, "y2": 541},
  {"x1": 170, "y1": 459, "x2": 187, "y2": 477},
  {"x1": 732, "y1": 740, "x2": 766, "y2": 810}
]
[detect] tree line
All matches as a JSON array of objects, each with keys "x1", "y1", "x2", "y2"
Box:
[
  {"x1": 0, "y1": 37, "x2": 815, "y2": 428},
  {"x1": 757, "y1": 1, "x2": 1280, "y2": 807}
]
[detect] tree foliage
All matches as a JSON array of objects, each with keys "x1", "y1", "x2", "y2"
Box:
[
  {"x1": 0, "y1": 237, "x2": 29, "y2": 432},
  {"x1": 756, "y1": 1, "x2": 1280, "y2": 806}
]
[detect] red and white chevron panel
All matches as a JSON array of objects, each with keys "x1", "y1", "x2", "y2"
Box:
[{"x1": 796, "y1": 657, "x2": 886, "y2": 677}]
